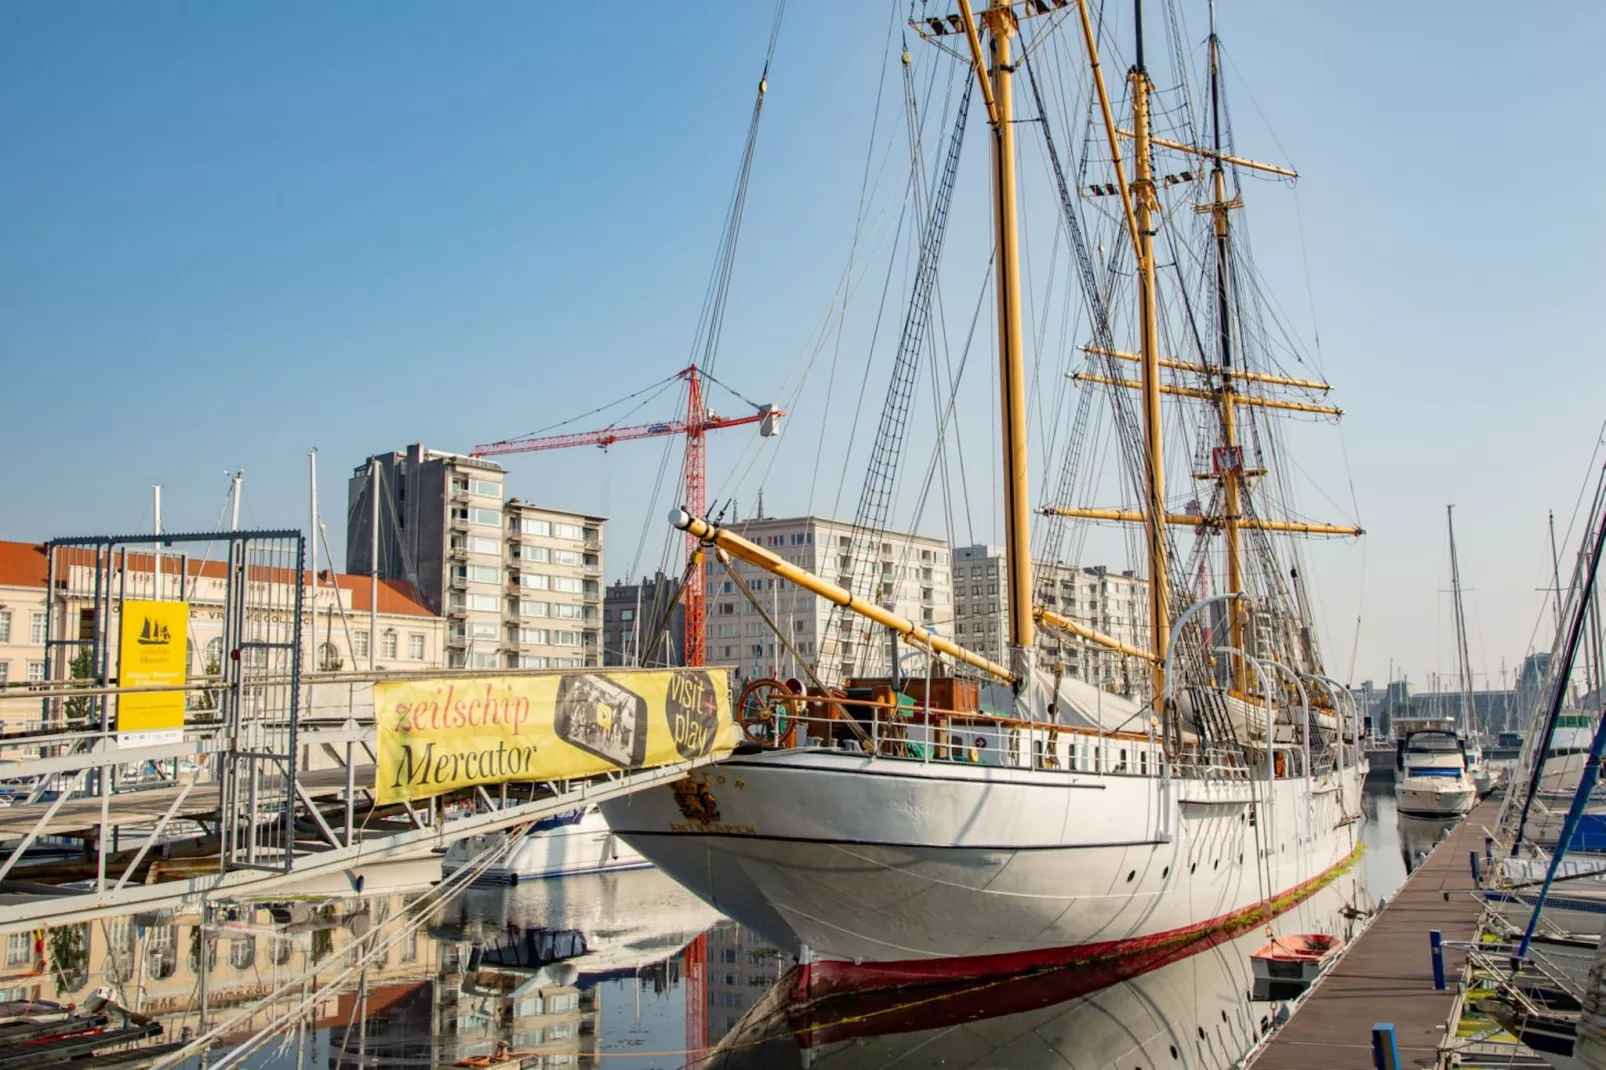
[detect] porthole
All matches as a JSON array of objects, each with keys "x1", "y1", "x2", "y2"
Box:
[
  {"x1": 1170, "y1": 1044, "x2": 1179, "y2": 1060},
  {"x1": 1126, "y1": 869, "x2": 1136, "y2": 882},
  {"x1": 1213, "y1": 859, "x2": 1219, "y2": 870},
  {"x1": 1190, "y1": 862, "x2": 1197, "y2": 874},
  {"x1": 1162, "y1": 866, "x2": 1170, "y2": 878}
]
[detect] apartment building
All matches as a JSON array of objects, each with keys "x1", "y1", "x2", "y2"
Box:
[
  {"x1": 952, "y1": 544, "x2": 1150, "y2": 692},
  {"x1": 602, "y1": 572, "x2": 685, "y2": 667},
  {"x1": 701, "y1": 516, "x2": 952, "y2": 683},
  {"x1": 348, "y1": 444, "x2": 604, "y2": 670}
]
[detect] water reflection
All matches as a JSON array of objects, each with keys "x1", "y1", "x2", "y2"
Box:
[{"x1": 6, "y1": 785, "x2": 1466, "y2": 1070}]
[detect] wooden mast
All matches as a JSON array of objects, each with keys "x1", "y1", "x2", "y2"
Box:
[
  {"x1": 959, "y1": 0, "x2": 1035, "y2": 706},
  {"x1": 1207, "y1": 2, "x2": 1247, "y2": 693},
  {"x1": 1130, "y1": 0, "x2": 1171, "y2": 717}
]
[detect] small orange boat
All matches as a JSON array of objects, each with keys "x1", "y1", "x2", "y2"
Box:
[{"x1": 1249, "y1": 933, "x2": 1343, "y2": 983}]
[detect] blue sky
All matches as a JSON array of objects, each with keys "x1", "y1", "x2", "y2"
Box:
[{"x1": 2, "y1": 1, "x2": 1602, "y2": 692}]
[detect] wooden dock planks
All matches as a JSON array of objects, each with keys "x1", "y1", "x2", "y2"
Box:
[{"x1": 1249, "y1": 797, "x2": 1501, "y2": 1070}]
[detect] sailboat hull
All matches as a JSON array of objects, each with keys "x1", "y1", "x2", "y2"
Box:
[{"x1": 602, "y1": 749, "x2": 1361, "y2": 998}]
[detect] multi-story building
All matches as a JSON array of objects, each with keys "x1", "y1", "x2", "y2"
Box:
[
  {"x1": 699, "y1": 516, "x2": 952, "y2": 683},
  {"x1": 348, "y1": 444, "x2": 604, "y2": 670},
  {"x1": 0, "y1": 540, "x2": 442, "y2": 703},
  {"x1": 603, "y1": 572, "x2": 685, "y2": 667},
  {"x1": 703, "y1": 921, "x2": 787, "y2": 1039},
  {"x1": 951, "y1": 544, "x2": 1150, "y2": 692}
]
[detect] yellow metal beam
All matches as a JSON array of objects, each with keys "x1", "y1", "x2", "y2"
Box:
[
  {"x1": 1034, "y1": 606, "x2": 1157, "y2": 664},
  {"x1": 1071, "y1": 372, "x2": 1343, "y2": 417},
  {"x1": 1116, "y1": 130, "x2": 1298, "y2": 179},
  {"x1": 1082, "y1": 346, "x2": 1330, "y2": 393},
  {"x1": 672, "y1": 509, "x2": 1014, "y2": 683},
  {"x1": 1040, "y1": 505, "x2": 1363, "y2": 537}
]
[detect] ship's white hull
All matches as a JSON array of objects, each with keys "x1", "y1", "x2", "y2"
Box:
[
  {"x1": 1395, "y1": 777, "x2": 1476, "y2": 818},
  {"x1": 602, "y1": 748, "x2": 1360, "y2": 996},
  {"x1": 442, "y1": 806, "x2": 648, "y2": 883}
]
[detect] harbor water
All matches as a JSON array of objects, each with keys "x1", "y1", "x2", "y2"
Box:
[{"x1": 6, "y1": 782, "x2": 1455, "y2": 1069}]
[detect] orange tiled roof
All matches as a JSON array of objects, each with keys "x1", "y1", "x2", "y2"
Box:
[{"x1": 0, "y1": 540, "x2": 435, "y2": 619}]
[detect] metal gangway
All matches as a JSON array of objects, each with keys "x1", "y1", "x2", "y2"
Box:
[{"x1": 0, "y1": 529, "x2": 724, "y2": 933}]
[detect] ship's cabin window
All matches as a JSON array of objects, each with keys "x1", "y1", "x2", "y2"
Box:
[{"x1": 1118, "y1": 747, "x2": 1129, "y2": 772}]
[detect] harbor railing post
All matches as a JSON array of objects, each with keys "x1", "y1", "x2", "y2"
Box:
[
  {"x1": 1430, "y1": 930, "x2": 1446, "y2": 990},
  {"x1": 1470, "y1": 851, "x2": 1482, "y2": 883},
  {"x1": 1371, "y1": 1023, "x2": 1401, "y2": 1070}
]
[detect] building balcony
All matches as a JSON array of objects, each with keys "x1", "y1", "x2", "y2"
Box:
[
  {"x1": 449, "y1": 575, "x2": 468, "y2": 590},
  {"x1": 448, "y1": 544, "x2": 468, "y2": 560}
]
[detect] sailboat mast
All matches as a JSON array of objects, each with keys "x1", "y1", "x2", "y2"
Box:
[
  {"x1": 1448, "y1": 504, "x2": 1476, "y2": 735},
  {"x1": 1207, "y1": 2, "x2": 1246, "y2": 692},
  {"x1": 981, "y1": 1, "x2": 1035, "y2": 693},
  {"x1": 1131, "y1": 0, "x2": 1171, "y2": 710}
]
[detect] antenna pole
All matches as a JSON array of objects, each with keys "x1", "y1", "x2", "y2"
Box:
[
  {"x1": 308, "y1": 450, "x2": 319, "y2": 675},
  {"x1": 153, "y1": 484, "x2": 163, "y2": 600},
  {"x1": 1130, "y1": 0, "x2": 1172, "y2": 726},
  {"x1": 370, "y1": 459, "x2": 380, "y2": 672},
  {"x1": 230, "y1": 471, "x2": 243, "y2": 531}
]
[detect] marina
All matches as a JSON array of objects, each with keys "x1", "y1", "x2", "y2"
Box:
[{"x1": 0, "y1": 0, "x2": 1597, "y2": 1067}]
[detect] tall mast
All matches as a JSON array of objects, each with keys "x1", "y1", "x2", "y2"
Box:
[
  {"x1": 1131, "y1": 0, "x2": 1171, "y2": 712},
  {"x1": 1448, "y1": 505, "x2": 1476, "y2": 736},
  {"x1": 1207, "y1": 0, "x2": 1247, "y2": 693},
  {"x1": 981, "y1": 0, "x2": 1035, "y2": 700}
]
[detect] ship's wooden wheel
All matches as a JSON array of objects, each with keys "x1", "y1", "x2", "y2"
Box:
[{"x1": 737, "y1": 678, "x2": 800, "y2": 746}]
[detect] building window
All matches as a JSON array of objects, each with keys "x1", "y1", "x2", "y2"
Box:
[
  {"x1": 553, "y1": 549, "x2": 582, "y2": 566},
  {"x1": 469, "y1": 651, "x2": 499, "y2": 669},
  {"x1": 0, "y1": 663, "x2": 8, "y2": 684},
  {"x1": 553, "y1": 576, "x2": 583, "y2": 594},
  {"x1": 318, "y1": 641, "x2": 341, "y2": 671},
  {"x1": 467, "y1": 535, "x2": 501, "y2": 555},
  {"x1": 520, "y1": 628, "x2": 550, "y2": 645},
  {"x1": 469, "y1": 507, "x2": 501, "y2": 527},
  {"x1": 554, "y1": 630, "x2": 583, "y2": 646},
  {"x1": 468, "y1": 478, "x2": 502, "y2": 498},
  {"x1": 520, "y1": 574, "x2": 551, "y2": 590},
  {"x1": 520, "y1": 601, "x2": 550, "y2": 618},
  {"x1": 5, "y1": 931, "x2": 32, "y2": 966},
  {"x1": 468, "y1": 621, "x2": 499, "y2": 640},
  {"x1": 553, "y1": 604, "x2": 582, "y2": 620},
  {"x1": 29, "y1": 612, "x2": 47, "y2": 644},
  {"x1": 353, "y1": 631, "x2": 370, "y2": 659},
  {"x1": 408, "y1": 633, "x2": 426, "y2": 659},
  {"x1": 520, "y1": 655, "x2": 550, "y2": 669},
  {"x1": 467, "y1": 564, "x2": 500, "y2": 584},
  {"x1": 554, "y1": 523, "x2": 583, "y2": 540},
  {"x1": 620, "y1": 608, "x2": 634, "y2": 621},
  {"x1": 381, "y1": 631, "x2": 398, "y2": 659},
  {"x1": 520, "y1": 518, "x2": 551, "y2": 537},
  {"x1": 0, "y1": 610, "x2": 9, "y2": 642},
  {"x1": 555, "y1": 656, "x2": 583, "y2": 668},
  {"x1": 519, "y1": 545, "x2": 550, "y2": 563},
  {"x1": 24, "y1": 661, "x2": 43, "y2": 682},
  {"x1": 467, "y1": 594, "x2": 500, "y2": 612}
]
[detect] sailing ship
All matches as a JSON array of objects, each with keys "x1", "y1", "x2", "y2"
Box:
[{"x1": 604, "y1": 0, "x2": 1365, "y2": 998}]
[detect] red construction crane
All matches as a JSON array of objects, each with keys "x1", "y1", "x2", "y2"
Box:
[{"x1": 473, "y1": 364, "x2": 781, "y2": 667}]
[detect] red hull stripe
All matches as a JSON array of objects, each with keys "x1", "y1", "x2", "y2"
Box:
[{"x1": 792, "y1": 843, "x2": 1363, "y2": 1004}]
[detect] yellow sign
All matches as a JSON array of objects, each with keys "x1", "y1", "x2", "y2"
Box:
[
  {"x1": 118, "y1": 599, "x2": 189, "y2": 743},
  {"x1": 374, "y1": 669, "x2": 736, "y2": 804}
]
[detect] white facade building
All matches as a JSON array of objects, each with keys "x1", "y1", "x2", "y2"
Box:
[
  {"x1": 952, "y1": 544, "x2": 1150, "y2": 693},
  {"x1": 702, "y1": 516, "x2": 953, "y2": 684}
]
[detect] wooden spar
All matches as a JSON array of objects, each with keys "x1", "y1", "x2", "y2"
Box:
[
  {"x1": 1115, "y1": 130, "x2": 1298, "y2": 179},
  {"x1": 1040, "y1": 505, "x2": 1363, "y2": 537},
  {"x1": 1081, "y1": 346, "x2": 1331, "y2": 392},
  {"x1": 1071, "y1": 372, "x2": 1343, "y2": 417},
  {"x1": 670, "y1": 509, "x2": 1015, "y2": 683},
  {"x1": 1035, "y1": 606, "x2": 1159, "y2": 664}
]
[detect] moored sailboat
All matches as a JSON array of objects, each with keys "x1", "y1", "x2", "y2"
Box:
[{"x1": 604, "y1": 0, "x2": 1365, "y2": 999}]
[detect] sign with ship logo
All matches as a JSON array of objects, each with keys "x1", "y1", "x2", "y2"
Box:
[
  {"x1": 117, "y1": 599, "x2": 189, "y2": 746},
  {"x1": 374, "y1": 668, "x2": 736, "y2": 804}
]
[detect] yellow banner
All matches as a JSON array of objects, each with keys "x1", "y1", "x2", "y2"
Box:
[
  {"x1": 374, "y1": 669, "x2": 735, "y2": 804},
  {"x1": 118, "y1": 599, "x2": 189, "y2": 741}
]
